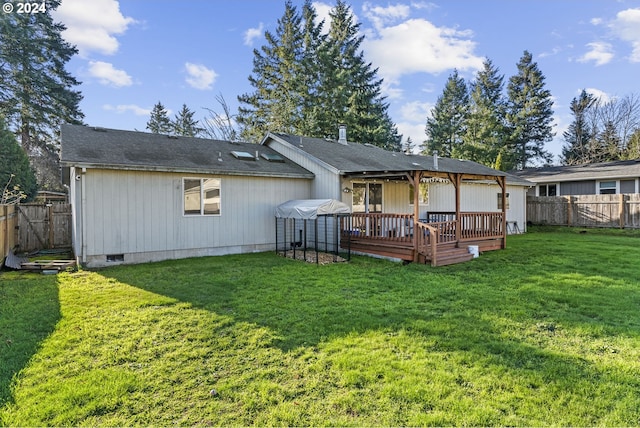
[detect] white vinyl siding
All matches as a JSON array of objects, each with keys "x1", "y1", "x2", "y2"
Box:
[{"x1": 77, "y1": 169, "x2": 310, "y2": 265}]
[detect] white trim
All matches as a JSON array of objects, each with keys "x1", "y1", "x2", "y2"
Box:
[{"x1": 597, "y1": 179, "x2": 618, "y2": 195}]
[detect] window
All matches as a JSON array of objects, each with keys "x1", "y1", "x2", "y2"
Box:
[
  {"x1": 539, "y1": 184, "x2": 557, "y2": 196},
  {"x1": 352, "y1": 183, "x2": 382, "y2": 213},
  {"x1": 183, "y1": 178, "x2": 221, "y2": 215},
  {"x1": 598, "y1": 181, "x2": 617, "y2": 195},
  {"x1": 497, "y1": 193, "x2": 510, "y2": 210},
  {"x1": 409, "y1": 183, "x2": 429, "y2": 205}
]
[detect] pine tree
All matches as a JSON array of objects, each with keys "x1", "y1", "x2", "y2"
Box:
[
  {"x1": 0, "y1": 0, "x2": 83, "y2": 189},
  {"x1": 146, "y1": 102, "x2": 172, "y2": 134},
  {"x1": 319, "y1": 0, "x2": 399, "y2": 148},
  {"x1": 237, "y1": 0, "x2": 306, "y2": 143},
  {"x1": 0, "y1": 119, "x2": 37, "y2": 202},
  {"x1": 506, "y1": 51, "x2": 554, "y2": 169},
  {"x1": 422, "y1": 70, "x2": 469, "y2": 157},
  {"x1": 461, "y1": 59, "x2": 508, "y2": 166},
  {"x1": 561, "y1": 90, "x2": 597, "y2": 165},
  {"x1": 172, "y1": 104, "x2": 203, "y2": 137}
]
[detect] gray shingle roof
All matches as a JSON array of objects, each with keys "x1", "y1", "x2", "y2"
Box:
[
  {"x1": 511, "y1": 159, "x2": 640, "y2": 183},
  {"x1": 265, "y1": 133, "x2": 530, "y2": 186},
  {"x1": 60, "y1": 124, "x2": 314, "y2": 179}
]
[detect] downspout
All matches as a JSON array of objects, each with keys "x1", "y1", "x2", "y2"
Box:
[{"x1": 80, "y1": 167, "x2": 87, "y2": 265}]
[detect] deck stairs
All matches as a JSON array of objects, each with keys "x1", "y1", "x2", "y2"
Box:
[{"x1": 422, "y1": 245, "x2": 474, "y2": 267}]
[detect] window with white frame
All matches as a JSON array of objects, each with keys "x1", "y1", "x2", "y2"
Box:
[
  {"x1": 538, "y1": 183, "x2": 557, "y2": 196},
  {"x1": 497, "y1": 192, "x2": 510, "y2": 210},
  {"x1": 183, "y1": 178, "x2": 221, "y2": 215},
  {"x1": 598, "y1": 181, "x2": 617, "y2": 195}
]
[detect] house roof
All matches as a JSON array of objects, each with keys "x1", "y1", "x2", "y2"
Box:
[
  {"x1": 264, "y1": 132, "x2": 532, "y2": 186},
  {"x1": 60, "y1": 124, "x2": 314, "y2": 179},
  {"x1": 511, "y1": 159, "x2": 640, "y2": 183}
]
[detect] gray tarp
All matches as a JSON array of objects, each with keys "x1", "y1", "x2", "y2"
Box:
[{"x1": 275, "y1": 199, "x2": 351, "y2": 220}]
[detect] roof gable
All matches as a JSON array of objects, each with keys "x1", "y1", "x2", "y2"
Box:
[{"x1": 60, "y1": 125, "x2": 313, "y2": 179}]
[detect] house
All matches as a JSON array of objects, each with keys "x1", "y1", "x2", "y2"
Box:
[
  {"x1": 512, "y1": 159, "x2": 640, "y2": 196},
  {"x1": 61, "y1": 124, "x2": 531, "y2": 268},
  {"x1": 61, "y1": 125, "x2": 313, "y2": 267}
]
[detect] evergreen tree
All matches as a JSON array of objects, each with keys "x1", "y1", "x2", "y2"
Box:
[
  {"x1": 506, "y1": 51, "x2": 554, "y2": 169},
  {"x1": 0, "y1": 0, "x2": 84, "y2": 189},
  {"x1": 237, "y1": 0, "x2": 400, "y2": 148},
  {"x1": 561, "y1": 90, "x2": 597, "y2": 165},
  {"x1": 0, "y1": 119, "x2": 37, "y2": 202},
  {"x1": 146, "y1": 102, "x2": 172, "y2": 134},
  {"x1": 237, "y1": 0, "x2": 306, "y2": 143},
  {"x1": 422, "y1": 70, "x2": 469, "y2": 157},
  {"x1": 623, "y1": 128, "x2": 640, "y2": 159},
  {"x1": 319, "y1": 0, "x2": 399, "y2": 148},
  {"x1": 172, "y1": 104, "x2": 203, "y2": 137},
  {"x1": 461, "y1": 59, "x2": 508, "y2": 166}
]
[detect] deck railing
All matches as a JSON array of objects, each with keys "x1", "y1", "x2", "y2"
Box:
[
  {"x1": 343, "y1": 213, "x2": 414, "y2": 243},
  {"x1": 341, "y1": 212, "x2": 504, "y2": 264}
]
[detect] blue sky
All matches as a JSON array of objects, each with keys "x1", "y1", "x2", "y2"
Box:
[{"x1": 52, "y1": 0, "x2": 640, "y2": 164}]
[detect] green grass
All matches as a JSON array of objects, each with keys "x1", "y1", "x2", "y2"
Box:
[{"x1": 1, "y1": 227, "x2": 640, "y2": 426}]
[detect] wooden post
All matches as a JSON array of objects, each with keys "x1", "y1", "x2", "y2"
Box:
[
  {"x1": 620, "y1": 193, "x2": 625, "y2": 229},
  {"x1": 412, "y1": 170, "x2": 421, "y2": 262},
  {"x1": 566, "y1": 195, "x2": 572, "y2": 227},
  {"x1": 454, "y1": 174, "x2": 461, "y2": 245},
  {"x1": 500, "y1": 176, "x2": 507, "y2": 249},
  {"x1": 48, "y1": 204, "x2": 54, "y2": 249}
]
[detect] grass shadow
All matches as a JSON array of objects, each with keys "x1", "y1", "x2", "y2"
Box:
[{"x1": 0, "y1": 271, "x2": 61, "y2": 407}]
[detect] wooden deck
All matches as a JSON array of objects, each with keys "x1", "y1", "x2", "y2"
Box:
[{"x1": 341, "y1": 212, "x2": 505, "y2": 266}]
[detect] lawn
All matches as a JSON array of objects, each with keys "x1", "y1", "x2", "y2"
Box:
[{"x1": 1, "y1": 228, "x2": 639, "y2": 426}]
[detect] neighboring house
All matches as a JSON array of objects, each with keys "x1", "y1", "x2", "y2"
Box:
[
  {"x1": 512, "y1": 159, "x2": 640, "y2": 196},
  {"x1": 61, "y1": 124, "x2": 531, "y2": 267}
]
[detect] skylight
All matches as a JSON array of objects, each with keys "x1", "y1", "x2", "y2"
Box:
[
  {"x1": 231, "y1": 151, "x2": 256, "y2": 161},
  {"x1": 260, "y1": 153, "x2": 284, "y2": 162}
]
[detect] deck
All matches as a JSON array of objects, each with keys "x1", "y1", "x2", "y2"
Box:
[{"x1": 340, "y1": 212, "x2": 505, "y2": 266}]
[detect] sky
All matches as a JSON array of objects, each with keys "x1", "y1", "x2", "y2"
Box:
[{"x1": 50, "y1": 0, "x2": 640, "y2": 164}]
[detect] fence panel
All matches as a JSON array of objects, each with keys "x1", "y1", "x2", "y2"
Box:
[
  {"x1": 1, "y1": 205, "x2": 18, "y2": 261},
  {"x1": 527, "y1": 194, "x2": 640, "y2": 229},
  {"x1": 17, "y1": 203, "x2": 72, "y2": 252}
]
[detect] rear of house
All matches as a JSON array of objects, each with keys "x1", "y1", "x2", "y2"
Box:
[{"x1": 62, "y1": 125, "x2": 312, "y2": 267}]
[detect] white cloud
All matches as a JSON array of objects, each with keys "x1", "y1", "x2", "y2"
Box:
[
  {"x1": 584, "y1": 87, "x2": 612, "y2": 103},
  {"x1": 363, "y1": 18, "x2": 484, "y2": 84},
  {"x1": 400, "y1": 100, "x2": 433, "y2": 123},
  {"x1": 362, "y1": 2, "x2": 410, "y2": 30},
  {"x1": 88, "y1": 61, "x2": 132, "y2": 87},
  {"x1": 610, "y1": 8, "x2": 640, "y2": 62},
  {"x1": 578, "y1": 42, "x2": 614, "y2": 66},
  {"x1": 103, "y1": 104, "x2": 151, "y2": 116},
  {"x1": 53, "y1": 0, "x2": 136, "y2": 56},
  {"x1": 244, "y1": 23, "x2": 264, "y2": 46},
  {"x1": 184, "y1": 63, "x2": 217, "y2": 90}
]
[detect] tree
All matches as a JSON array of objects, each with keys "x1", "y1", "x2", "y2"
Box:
[
  {"x1": 146, "y1": 102, "x2": 172, "y2": 134},
  {"x1": 422, "y1": 70, "x2": 469, "y2": 157},
  {"x1": 202, "y1": 93, "x2": 240, "y2": 141},
  {"x1": 506, "y1": 51, "x2": 554, "y2": 169},
  {"x1": 561, "y1": 90, "x2": 597, "y2": 165},
  {"x1": 0, "y1": 0, "x2": 84, "y2": 189},
  {"x1": 172, "y1": 104, "x2": 203, "y2": 137},
  {"x1": 0, "y1": 120, "x2": 37, "y2": 203},
  {"x1": 237, "y1": 0, "x2": 400, "y2": 148},
  {"x1": 461, "y1": 59, "x2": 508, "y2": 166},
  {"x1": 237, "y1": 0, "x2": 306, "y2": 143}
]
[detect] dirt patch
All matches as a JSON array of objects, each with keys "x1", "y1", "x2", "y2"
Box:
[{"x1": 279, "y1": 250, "x2": 348, "y2": 265}]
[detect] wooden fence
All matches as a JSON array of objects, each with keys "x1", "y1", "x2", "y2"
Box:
[
  {"x1": 527, "y1": 194, "x2": 640, "y2": 228},
  {"x1": 1, "y1": 205, "x2": 18, "y2": 261},
  {"x1": 16, "y1": 203, "x2": 73, "y2": 252}
]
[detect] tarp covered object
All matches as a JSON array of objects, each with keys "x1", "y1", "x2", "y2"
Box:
[{"x1": 275, "y1": 199, "x2": 351, "y2": 220}]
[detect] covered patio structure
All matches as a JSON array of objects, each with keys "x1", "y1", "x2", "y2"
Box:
[{"x1": 340, "y1": 164, "x2": 508, "y2": 267}]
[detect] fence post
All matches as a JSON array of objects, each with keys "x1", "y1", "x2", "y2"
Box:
[
  {"x1": 620, "y1": 193, "x2": 626, "y2": 229},
  {"x1": 566, "y1": 196, "x2": 572, "y2": 227}
]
